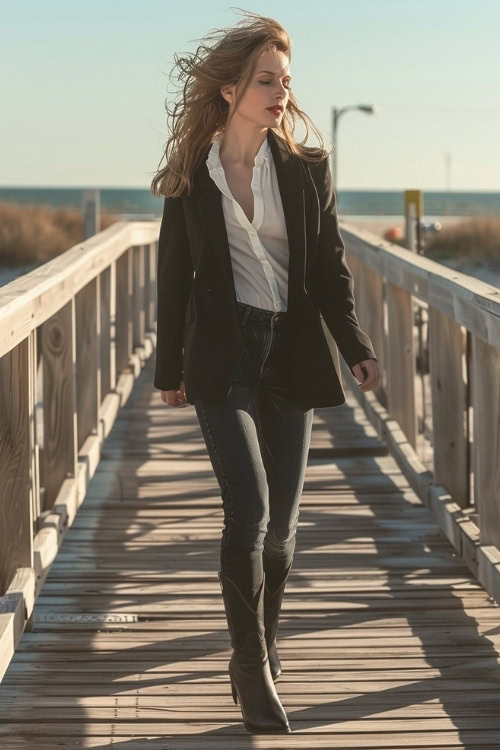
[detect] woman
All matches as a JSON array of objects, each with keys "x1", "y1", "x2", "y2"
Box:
[{"x1": 151, "y1": 10, "x2": 380, "y2": 735}]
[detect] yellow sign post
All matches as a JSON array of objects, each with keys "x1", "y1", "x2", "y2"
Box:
[{"x1": 404, "y1": 189, "x2": 423, "y2": 253}]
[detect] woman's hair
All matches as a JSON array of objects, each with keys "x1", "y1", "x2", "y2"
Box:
[{"x1": 150, "y1": 8, "x2": 331, "y2": 198}]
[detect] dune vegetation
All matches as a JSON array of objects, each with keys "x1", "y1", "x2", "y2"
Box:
[
  {"x1": 0, "y1": 200, "x2": 119, "y2": 268},
  {"x1": 423, "y1": 216, "x2": 500, "y2": 269},
  {"x1": 1, "y1": 201, "x2": 498, "y2": 277}
]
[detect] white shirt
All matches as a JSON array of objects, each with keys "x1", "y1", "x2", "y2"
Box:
[{"x1": 206, "y1": 132, "x2": 289, "y2": 312}]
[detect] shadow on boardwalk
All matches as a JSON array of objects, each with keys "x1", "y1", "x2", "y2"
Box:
[{"x1": 1, "y1": 356, "x2": 500, "y2": 749}]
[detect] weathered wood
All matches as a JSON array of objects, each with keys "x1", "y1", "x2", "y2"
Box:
[
  {"x1": 470, "y1": 334, "x2": 500, "y2": 546},
  {"x1": 342, "y1": 222, "x2": 500, "y2": 349},
  {"x1": 132, "y1": 244, "x2": 145, "y2": 348},
  {"x1": 115, "y1": 247, "x2": 133, "y2": 373},
  {"x1": 29, "y1": 330, "x2": 41, "y2": 537},
  {"x1": 2, "y1": 356, "x2": 500, "y2": 748},
  {"x1": 347, "y1": 253, "x2": 386, "y2": 404},
  {"x1": 1, "y1": 214, "x2": 500, "y2": 747},
  {"x1": 386, "y1": 280, "x2": 417, "y2": 448},
  {"x1": 75, "y1": 278, "x2": 99, "y2": 451},
  {"x1": 2, "y1": 720, "x2": 500, "y2": 740},
  {"x1": 0, "y1": 568, "x2": 35, "y2": 681},
  {"x1": 1, "y1": 735, "x2": 500, "y2": 750},
  {"x1": 98, "y1": 263, "x2": 115, "y2": 401},
  {"x1": 428, "y1": 306, "x2": 468, "y2": 507},
  {"x1": 0, "y1": 221, "x2": 158, "y2": 359},
  {"x1": 145, "y1": 241, "x2": 157, "y2": 332},
  {"x1": 0, "y1": 340, "x2": 33, "y2": 595},
  {"x1": 39, "y1": 300, "x2": 77, "y2": 510}
]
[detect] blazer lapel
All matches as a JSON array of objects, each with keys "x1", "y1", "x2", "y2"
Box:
[{"x1": 193, "y1": 128, "x2": 307, "y2": 317}]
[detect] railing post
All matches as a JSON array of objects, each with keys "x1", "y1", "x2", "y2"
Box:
[
  {"x1": 0, "y1": 339, "x2": 35, "y2": 595},
  {"x1": 386, "y1": 281, "x2": 417, "y2": 448},
  {"x1": 347, "y1": 252, "x2": 386, "y2": 405},
  {"x1": 115, "y1": 248, "x2": 133, "y2": 374},
  {"x1": 133, "y1": 245, "x2": 145, "y2": 348},
  {"x1": 470, "y1": 335, "x2": 500, "y2": 546},
  {"x1": 100, "y1": 263, "x2": 117, "y2": 400},
  {"x1": 75, "y1": 278, "x2": 100, "y2": 450},
  {"x1": 39, "y1": 299, "x2": 78, "y2": 510},
  {"x1": 144, "y1": 241, "x2": 157, "y2": 333},
  {"x1": 428, "y1": 308, "x2": 468, "y2": 507},
  {"x1": 82, "y1": 189, "x2": 101, "y2": 240}
]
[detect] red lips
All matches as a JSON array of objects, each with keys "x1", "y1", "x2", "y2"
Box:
[{"x1": 267, "y1": 106, "x2": 283, "y2": 114}]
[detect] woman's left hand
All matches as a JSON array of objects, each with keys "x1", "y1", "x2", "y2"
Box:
[{"x1": 351, "y1": 359, "x2": 381, "y2": 392}]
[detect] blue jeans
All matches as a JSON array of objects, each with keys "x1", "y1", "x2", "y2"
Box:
[{"x1": 194, "y1": 300, "x2": 314, "y2": 606}]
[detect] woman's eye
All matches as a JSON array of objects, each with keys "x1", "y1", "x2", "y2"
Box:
[{"x1": 259, "y1": 80, "x2": 291, "y2": 89}]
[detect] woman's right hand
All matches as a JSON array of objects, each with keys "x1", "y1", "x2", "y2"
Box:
[{"x1": 160, "y1": 381, "x2": 188, "y2": 407}]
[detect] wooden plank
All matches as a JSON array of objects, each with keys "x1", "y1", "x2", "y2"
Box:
[
  {"x1": 13, "y1": 626, "x2": 498, "y2": 648},
  {"x1": 99, "y1": 263, "x2": 114, "y2": 400},
  {"x1": 342, "y1": 223, "x2": 500, "y2": 348},
  {"x1": 0, "y1": 221, "x2": 158, "y2": 360},
  {"x1": 75, "y1": 277, "x2": 99, "y2": 451},
  {"x1": 4, "y1": 699, "x2": 500, "y2": 721},
  {"x1": 144, "y1": 241, "x2": 157, "y2": 333},
  {"x1": 1, "y1": 742, "x2": 500, "y2": 750},
  {"x1": 33, "y1": 579, "x2": 483, "y2": 596},
  {"x1": 346, "y1": 254, "x2": 386, "y2": 405},
  {"x1": 2, "y1": 355, "x2": 500, "y2": 749},
  {"x1": 0, "y1": 340, "x2": 33, "y2": 595},
  {"x1": 2, "y1": 679, "x2": 500, "y2": 696},
  {"x1": 2, "y1": 735, "x2": 500, "y2": 750},
  {"x1": 5, "y1": 667, "x2": 500, "y2": 683},
  {"x1": 132, "y1": 244, "x2": 145, "y2": 348},
  {"x1": 2, "y1": 720, "x2": 500, "y2": 738},
  {"x1": 470, "y1": 334, "x2": 500, "y2": 546},
  {"x1": 115, "y1": 247, "x2": 132, "y2": 374},
  {"x1": 386, "y1": 280, "x2": 417, "y2": 448},
  {"x1": 39, "y1": 299, "x2": 77, "y2": 510},
  {"x1": 428, "y1": 307, "x2": 468, "y2": 508}
]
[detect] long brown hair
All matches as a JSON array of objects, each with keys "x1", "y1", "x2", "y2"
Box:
[{"x1": 151, "y1": 9, "x2": 331, "y2": 198}]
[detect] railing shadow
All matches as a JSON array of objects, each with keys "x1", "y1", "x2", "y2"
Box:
[{"x1": 2, "y1": 356, "x2": 500, "y2": 748}]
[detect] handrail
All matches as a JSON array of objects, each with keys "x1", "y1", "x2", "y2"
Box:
[
  {"x1": 1, "y1": 215, "x2": 499, "y2": 681},
  {"x1": 0, "y1": 220, "x2": 160, "y2": 680},
  {"x1": 339, "y1": 219, "x2": 500, "y2": 605}
]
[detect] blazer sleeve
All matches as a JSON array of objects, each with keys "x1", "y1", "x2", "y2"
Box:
[
  {"x1": 307, "y1": 155, "x2": 378, "y2": 372},
  {"x1": 153, "y1": 195, "x2": 194, "y2": 391}
]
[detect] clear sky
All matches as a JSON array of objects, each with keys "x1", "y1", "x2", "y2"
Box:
[{"x1": 1, "y1": 0, "x2": 499, "y2": 190}]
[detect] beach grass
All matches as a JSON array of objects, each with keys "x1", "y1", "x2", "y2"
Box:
[
  {"x1": 423, "y1": 216, "x2": 500, "y2": 268},
  {"x1": 1, "y1": 200, "x2": 498, "y2": 274},
  {"x1": 0, "y1": 200, "x2": 119, "y2": 268}
]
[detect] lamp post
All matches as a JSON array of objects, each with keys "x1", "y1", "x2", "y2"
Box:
[{"x1": 331, "y1": 104, "x2": 378, "y2": 196}]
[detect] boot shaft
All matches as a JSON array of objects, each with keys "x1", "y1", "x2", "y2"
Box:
[
  {"x1": 218, "y1": 571, "x2": 266, "y2": 651},
  {"x1": 263, "y1": 562, "x2": 292, "y2": 645}
]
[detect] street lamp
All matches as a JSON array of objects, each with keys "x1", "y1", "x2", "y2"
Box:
[{"x1": 331, "y1": 104, "x2": 378, "y2": 196}]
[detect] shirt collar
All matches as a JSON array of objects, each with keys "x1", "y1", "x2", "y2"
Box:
[{"x1": 206, "y1": 132, "x2": 271, "y2": 170}]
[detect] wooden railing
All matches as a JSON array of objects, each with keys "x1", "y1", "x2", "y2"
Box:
[
  {"x1": 0, "y1": 220, "x2": 159, "y2": 680},
  {"x1": 340, "y1": 219, "x2": 500, "y2": 604},
  {"x1": 1, "y1": 215, "x2": 499, "y2": 680}
]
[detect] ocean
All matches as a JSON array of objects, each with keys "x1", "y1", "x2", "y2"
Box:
[{"x1": 1, "y1": 187, "x2": 499, "y2": 218}]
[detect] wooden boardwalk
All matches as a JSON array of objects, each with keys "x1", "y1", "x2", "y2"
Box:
[{"x1": 1, "y1": 356, "x2": 500, "y2": 749}]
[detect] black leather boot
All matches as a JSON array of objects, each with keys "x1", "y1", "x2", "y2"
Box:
[
  {"x1": 218, "y1": 571, "x2": 291, "y2": 734},
  {"x1": 264, "y1": 561, "x2": 292, "y2": 682}
]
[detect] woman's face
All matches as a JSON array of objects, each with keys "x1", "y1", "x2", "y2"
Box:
[{"x1": 221, "y1": 48, "x2": 291, "y2": 129}]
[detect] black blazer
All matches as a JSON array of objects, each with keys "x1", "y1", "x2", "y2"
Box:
[{"x1": 153, "y1": 127, "x2": 377, "y2": 410}]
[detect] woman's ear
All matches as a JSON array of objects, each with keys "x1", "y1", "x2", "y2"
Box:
[{"x1": 220, "y1": 84, "x2": 234, "y2": 105}]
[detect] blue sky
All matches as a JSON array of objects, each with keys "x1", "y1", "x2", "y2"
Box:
[{"x1": 1, "y1": 0, "x2": 499, "y2": 190}]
